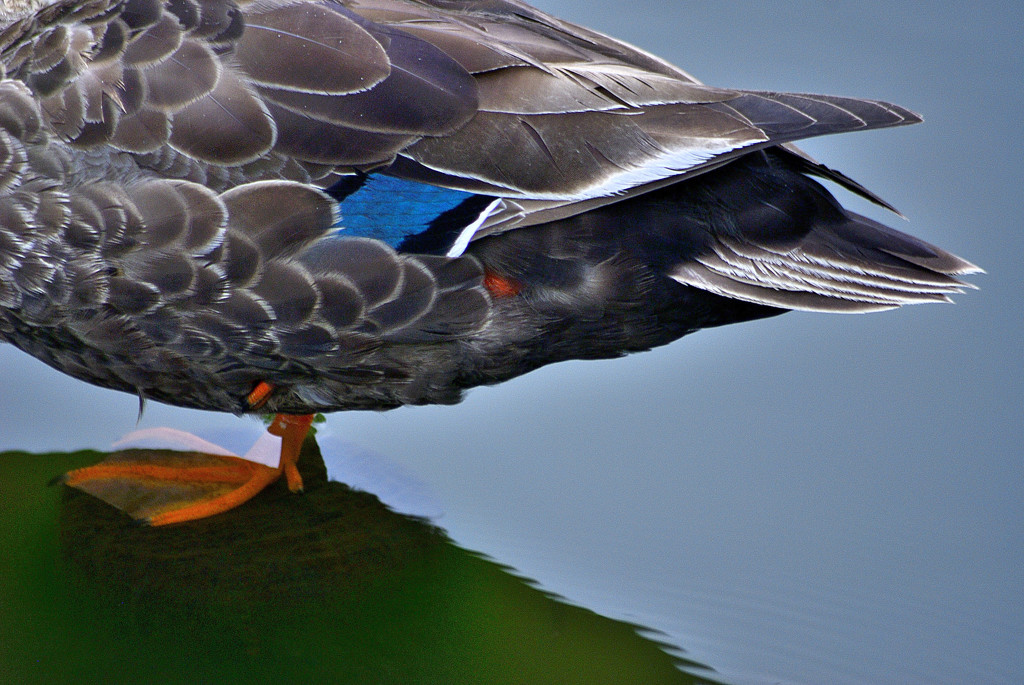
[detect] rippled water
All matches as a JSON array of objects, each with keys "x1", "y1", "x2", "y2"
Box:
[{"x1": 1, "y1": 2, "x2": 1020, "y2": 684}]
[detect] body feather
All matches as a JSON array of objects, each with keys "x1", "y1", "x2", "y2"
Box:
[{"x1": 0, "y1": 0, "x2": 978, "y2": 415}]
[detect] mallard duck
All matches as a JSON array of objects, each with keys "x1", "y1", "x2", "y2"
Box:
[{"x1": 0, "y1": 0, "x2": 977, "y2": 524}]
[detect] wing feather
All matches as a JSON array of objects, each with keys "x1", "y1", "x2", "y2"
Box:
[
  {"x1": 0, "y1": 0, "x2": 975, "y2": 330},
  {"x1": 1, "y1": 0, "x2": 927, "y2": 220}
]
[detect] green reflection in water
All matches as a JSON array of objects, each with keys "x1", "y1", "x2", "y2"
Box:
[{"x1": 1, "y1": 440, "x2": 721, "y2": 684}]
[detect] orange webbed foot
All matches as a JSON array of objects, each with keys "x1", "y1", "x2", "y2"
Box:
[{"x1": 61, "y1": 414, "x2": 315, "y2": 526}]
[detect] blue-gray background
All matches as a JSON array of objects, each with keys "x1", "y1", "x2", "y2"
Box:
[{"x1": 1, "y1": 2, "x2": 1020, "y2": 684}]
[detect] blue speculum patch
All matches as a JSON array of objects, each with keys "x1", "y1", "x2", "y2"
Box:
[{"x1": 328, "y1": 174, "x2": 496, "y2": 255}]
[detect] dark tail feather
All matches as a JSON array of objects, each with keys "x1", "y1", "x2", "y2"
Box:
[
  {"x1": 661, "y1": 152, "x2": 980, "y2": 313},
  {"x1": 670, "y1": 206, "x2": 979, "y2": 313}
]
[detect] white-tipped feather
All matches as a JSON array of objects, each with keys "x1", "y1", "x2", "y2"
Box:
[
  {"x1": 672, "y1": 233, "x2": 975, "y2": 312},
  {"x1": 446, "y1": 198, "x2": 504, "y2": 257}
]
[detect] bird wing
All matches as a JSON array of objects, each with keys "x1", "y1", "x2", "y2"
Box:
[{"x1": 0, "y1": 0, "x2": 919, "y2": 244}]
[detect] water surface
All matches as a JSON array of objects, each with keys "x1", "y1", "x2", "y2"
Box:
[{"x1": 1, "y1": 2, "x2": 1020, "y2": 684}]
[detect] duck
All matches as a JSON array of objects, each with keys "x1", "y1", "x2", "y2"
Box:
[{"x1": 0, "y1": 0, "x2": 978, "y2": 524}]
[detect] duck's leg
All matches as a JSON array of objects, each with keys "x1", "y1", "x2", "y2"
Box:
[
  {"x1": 61, "y1": 413, "x2": 315, "y2": 526},
  {"x1": 266, "y1": 413, "x2": 314, "y2": 494}
]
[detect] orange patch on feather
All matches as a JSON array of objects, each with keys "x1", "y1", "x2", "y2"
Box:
[
  {"x1": 483, "y1": 271, "x2": 523, "y2": 298},
  {"x1": 246, "y1": 381, "x2": 274, "y2": 409}
]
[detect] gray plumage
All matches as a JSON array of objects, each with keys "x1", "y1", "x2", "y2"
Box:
[{"x1": 0, "y1": 0, "x2": 978, "y2": 416}]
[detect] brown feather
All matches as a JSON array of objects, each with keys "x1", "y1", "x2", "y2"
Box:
[
  {"x1": 266, "y1": 100, "x2": 413, "y2": 166},
  {"x1": 252, "y1": 260, "x2": 319, "y2": 326},
  {"x1": 167, "y1": 68, "x2": 274, "y2": 165},
  {"x1": 122, "y1": 13, "x2": 184, "y2": 66},
  {"x1": 235, "y1": 3, "x2": 390, "y2": 95},
  {"x1": 220, "y1": 180, "x2": 336, "y2": 258},
  {"x1": 143, "y1": 40, "x2": 219, "y2": 109},
  {"x1": 110, "y1": 107, "x2": 170, "y2": 154},
  {"x1": 314, "y1": 275, "x2": 366, "y2": 330}
]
